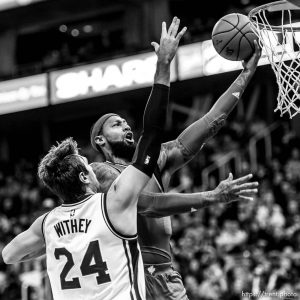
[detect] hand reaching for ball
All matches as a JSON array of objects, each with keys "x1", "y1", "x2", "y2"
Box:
[{"x1": 242, "y1": 40, "x2": 262, "y2": 72}]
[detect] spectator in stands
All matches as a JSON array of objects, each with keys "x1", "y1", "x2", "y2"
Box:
[{"x1": 215, "y1": 220, "x2": 248, "y2": 253}]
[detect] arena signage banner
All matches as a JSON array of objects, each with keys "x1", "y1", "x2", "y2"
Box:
[
  {"x1": 178, "y1": 41, "x2": 242, "y2": 80},
  {"x1": 0, "y1": 74, "x2": 47, "y2": 115},
  {"x1": 50, "y1": 53, "x2": 177, "y2": 104},
  {"x1": 0, "y1": 39, "x2": 275, "y2": 114},
  {"x1": 177, "y1": 40, "x2": 272, "y2": 80}
]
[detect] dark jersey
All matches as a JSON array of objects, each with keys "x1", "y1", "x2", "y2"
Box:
[{"x1": 104, "y1": 161, "x2": 173, "y2": 264}]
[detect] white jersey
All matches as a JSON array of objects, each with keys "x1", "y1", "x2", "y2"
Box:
[{"x1": 42, "y1": 193, "x2": 145, "y2": 300}]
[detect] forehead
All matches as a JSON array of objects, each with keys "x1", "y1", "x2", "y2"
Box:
[{"x1": 104, "y1": 116, "x2": 127, "y2": 126}]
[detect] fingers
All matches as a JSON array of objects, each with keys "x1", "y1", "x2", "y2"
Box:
[
  {"x1": 237, "y1": 188, "x2": 258, "y2": 196},
  {"x1": 242, "y1": 40, "x2": 261, "y2": 66},
  {"x1": 161, "y1": 22, "x2": 167, "y2": 38},
  {"x1": 175, "y1": 26, "x2": 187, "y2": 42},
  {"x1": 151, "y1": 42, "x2": 159, "y2": 52},
  {"x1": 234, "y1": 182, "x2": 259, "y2": 191},
  {"x1": 168, "y1": 16, "x2": 177, "y2": 37},
  {"x1": 162, "y1": 16, "x2": 187, "y2": 41},
  {"x1": 254, "y1": 40, "x2": 262, "y2": 59},
  {"x1": 170, "y1": 17, "x2": 180, "y2": 37},
  {"x1": 228, "y1": 172, "x2": 233, "y2": 181},
  {"x1": 232, "y1": 174, "x2": 253, "y2": 185},
  {"x1": 238, "y1": 195, "x2": 254, "y2": 201},
  {"x1": 254, "y1": 40, "x2": 261, "y2": 53}
]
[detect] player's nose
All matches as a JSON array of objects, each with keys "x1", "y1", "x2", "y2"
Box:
[{"x1": 123, "y1": 124, "x2": 131, "y2": 131}]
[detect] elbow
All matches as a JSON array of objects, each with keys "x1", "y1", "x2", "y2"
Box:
[
  {"x1": 146, "y1": 210, "x2": 167, "y2": 218},
  {"x1": 207, "y1": 113, "x2": 227, "y2": 137},
  {"x1": 138, "y1": 209, "x2": 165, "y2": 218}
]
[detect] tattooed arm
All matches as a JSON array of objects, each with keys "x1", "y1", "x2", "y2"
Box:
[
  {"x1": 90, "y1": 163, "x2": 258, "y2": 218},
  {"x1": 138, "y1": 174, "x2": 257, "y2": 217},
  {"x1": 160, "y1": 41, "x2": 261, "y2": 175}
]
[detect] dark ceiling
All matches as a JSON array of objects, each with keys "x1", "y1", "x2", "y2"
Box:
[{"x1": 0, "y1": 0, "x2": 268, "y2": 33}]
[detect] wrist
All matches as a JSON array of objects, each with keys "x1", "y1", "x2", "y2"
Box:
[
  {"x1": 156, "y1": 59, "x2": 171, "y2": 69},
  {"x1": 207, "y1": 190, "x2": 218, "y2": 203},
  {"x1": 157, "y1": 57, "x2": 171, "y2": 67},
  {"x1": 154, "y1": 62, "x2": 171, "y2": 86},
  {"x1": 242, "y1": 66, "x2": 255, "y2": 76}
]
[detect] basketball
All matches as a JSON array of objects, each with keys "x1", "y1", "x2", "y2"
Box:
[{"x1": 212, "y1": 13, "x2": 257, "y2": 61}]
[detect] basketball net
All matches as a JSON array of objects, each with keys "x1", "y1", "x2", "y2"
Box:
[{"x1": 249, "y1": 1, "x2": 300, "y2": 119}]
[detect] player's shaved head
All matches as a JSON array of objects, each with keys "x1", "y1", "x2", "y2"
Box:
[
  {"x1": 90, "y1": 113, "x2": 119, "y2": 151},
  {"x1": 38, "y1": 137, "x2": 89, "y2": 202}
]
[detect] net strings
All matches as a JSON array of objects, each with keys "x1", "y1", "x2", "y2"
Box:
[{"x1": 251, "y1": 8, "x2": 300, "y2": 118}]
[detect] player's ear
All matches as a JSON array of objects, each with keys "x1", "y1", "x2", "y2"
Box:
[
  {"x1": 79, "y1": 172, "x2": 89, "y2": 184},
  {"x1": 94, "y1": 135, "x2": 106, "y2": 147}
]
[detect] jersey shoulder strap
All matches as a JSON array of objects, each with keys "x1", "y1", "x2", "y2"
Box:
[
  {"x1": 153, "y1": 165, "x2": 164, "y2": 192},
  {"x1": 41, "y1": 210, "x2": 52, "y2": 241}
]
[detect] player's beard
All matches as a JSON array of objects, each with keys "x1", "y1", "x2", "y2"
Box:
[{"x1": 109, "y1": 140, "x2": 136, "y2": 161}]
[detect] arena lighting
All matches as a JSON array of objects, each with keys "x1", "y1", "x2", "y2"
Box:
[
  {"x1": 71, "y1": 29, "x2": 80, "y2": 37},
  {"x1": 83, "y1": 25, "x2": 93, "y2": 33},
  {"x1": 50, "y1": 52, "x2": 177, "y2": 104},
  {"x1": 59, "y1": 25, "x2": 68, "y2": 33},
  {"x1": 0, "y1": 0, "x2": 45, "y2": 11},
  {"x1": 0, "y1": 74, "x2": 47, "y2": 115}
]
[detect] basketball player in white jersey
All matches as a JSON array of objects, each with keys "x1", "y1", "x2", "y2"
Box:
[{"x1": 2, "y1": 17, "x2": 187, "y2": 300}]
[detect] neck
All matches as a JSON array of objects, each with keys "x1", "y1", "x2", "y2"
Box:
[
  {"x1": 62, "y1": 191, "x2": 95, "y2": 204},
  {"x1": 105, "y1": 152, "x2": 131, "y2": 165}
]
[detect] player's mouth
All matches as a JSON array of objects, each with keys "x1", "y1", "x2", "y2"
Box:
[{"x1": 124, "y1": 132, "x2": 134, "y2": 144}]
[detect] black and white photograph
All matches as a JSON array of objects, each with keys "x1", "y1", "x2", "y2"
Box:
[{"x1": 0, "y1": 0, "x2": 300, "y2": 299}]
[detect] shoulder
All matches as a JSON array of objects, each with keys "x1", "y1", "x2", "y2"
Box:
[
  {"x1": 90, "y1": 162, "x2": 113, "y2": 174},
  {"x1": 91, "y1": 162, "x2": 121, "y2": 176},
  {"x1": 91, "y1": 162, "x2": 120, "y2": 193}
]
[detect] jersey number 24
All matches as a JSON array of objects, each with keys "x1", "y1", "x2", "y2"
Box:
[{"x1": 54, "y1": 240, "x2": 111, "y2": 290}]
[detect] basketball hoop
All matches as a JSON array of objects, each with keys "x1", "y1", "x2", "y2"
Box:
[{"x1": 249, "y1": 0, "x2": 300, "y2": 118}]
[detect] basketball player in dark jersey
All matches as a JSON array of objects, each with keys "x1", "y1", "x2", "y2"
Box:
[
  {"x1": 90, "y1": 28, "x2": 262, "y2": 299},
  {"x1": 2, "y1": 17, "x2": 187, "y2": 300}
]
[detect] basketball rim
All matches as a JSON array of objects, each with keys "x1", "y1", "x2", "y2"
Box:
[{"x1": 249, "y1": 0, "x2": 300, "y2": 32}]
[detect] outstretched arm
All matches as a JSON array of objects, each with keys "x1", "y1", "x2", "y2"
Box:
[
  {"x1": 2, "y1": 214, "x2": 46, "y2": 264},
  {"x1": 138, "y1": 173, "x2": 258, "y2": 217},
  {"x1": 106, "y1": 17, "x2": 186, "y2": 237},
  {"x1": 91, "y1": 164, "x2": 258, "y2": 218},
  {"x1": 160, "y1": 41, "x2": 261, "y2": 175}
]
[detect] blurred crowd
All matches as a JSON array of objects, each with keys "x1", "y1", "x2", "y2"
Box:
[
  {"x1": 169, "y1": 118, "x2": 300, "y2": 300},
  {"x1": 0, "y1": 114, "x2": 300, "y2": 300}
]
